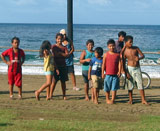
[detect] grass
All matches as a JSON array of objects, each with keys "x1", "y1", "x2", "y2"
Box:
[{"x1": 0, "y1": 107, "x2": 160, "y2": 131}]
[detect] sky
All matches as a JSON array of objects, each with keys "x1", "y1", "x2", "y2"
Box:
[{"x1": 0, "y1": 0, "x2": 160, "y2": 25}]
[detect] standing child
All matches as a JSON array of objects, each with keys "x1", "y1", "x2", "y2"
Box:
[
  {"x1": 50, "y1": 33, "x2": 69, "y2": 100},
  {"x1": 35, "y1": 40, "x2": 59, "y2": 100},
  {"x1": 88, "y1": 47, "x2": 103, "y2": 104},
  {"x1": 1, "y1": 37, "x2": 25, "y2": 99},
  {"x1": 80, "y1": 39, "x2": 94, "y2": 101},
  {"x1": 60, "y1": 29, "x2": 80, "y2": 91},
  {"x1": 122, "y1": 35, "x2": 148, "y2": 105},
  {"x1": 115, "y1": 31, "x2": 126, "y2": 53},
  {"x1": 102, "y1": 39, "x2": 121, "y2": 104}
]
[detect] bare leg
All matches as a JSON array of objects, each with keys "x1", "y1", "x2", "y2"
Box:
[
  {"x1": 106, "y1": 91, "x2": 112, "y2": 104},
  {"x1": 35, "y1": 75, "x2": 52, "y2": 100},
  {"x1": 9, "y1": 84, "x2": 14, "y2": 99},
  {"x1": 111, "y1": 91, "x2": 116, "y2": 104},
  {"x1": 46, "y1": 86, "x2": 50, "y2": 100},
  {"x1": 94, "y1": 88, "x2": 98, "y2": 104},
  {"x1": 128, "y1": 90, "x2": 133, "y2": 104},
  {"x1": 91, "y1": 88, "x2": 94, "y2": 102},
  {"x1": 70, "y1": 73, "x2": 76, "y2": 87},
  {"x1": 17, "y1": 86, "x2": 22, "y2": 99},
  {"x1": 61, "y1": 81, "x2": 66, "y2": 100},
  {"x1": 140, "y1": 89, "x2": 149, "y2": 105},
  {"x1": 84, "y1": 83, "x2": 89, "y2": 101},
  {"x1": 50, "y1": 78, "x2": 57, "y2": 99}
]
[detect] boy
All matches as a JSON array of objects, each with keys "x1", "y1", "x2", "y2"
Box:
[
  {"x1": 80, "y1": 39, "x2": 94, "y2": 101},
  {"x1": 60, "y1": 29, "x2": 80, "y2": 91},
  {"x1": 88, "y1": 47, "x2": 103, "y2": 104},
  {"x1": 115, "y1": 31, "x2": 126, "y2": 53},
  {"x1": 102, "y1": 39, "x2": 121, "y2": 104},
  {"x1": 1, "y1": 37, "x2": 25, "y2": 99},
  {"x1": 122, "y1": 35, "x2": 148, "y2": 105}
]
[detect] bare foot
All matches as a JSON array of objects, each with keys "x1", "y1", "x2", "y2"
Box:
[
  {"x1": 128, "y1": 101, "x2": 133, "y2": 104},
  {"x1": 94, "y1": 101, "x2": 99, "y2": 104},
  {"x1": 63, "y1": 96, "x2": 67, "y2": 100},
  {"x1": 106, "y1": 100, "x2": 113, "y2": 104},
  {"x1": 46, "y1": 97, "x2": 50, "y2": 101},
  {"x1": 35, "y1": 91, "x2": 40, "y2": 101},
  {"x1": 142, "y1": 100, "x2": 150, "y2": 105},
  {"x1": 85, "y1": 96, "x2": 89, "y2": 101}
]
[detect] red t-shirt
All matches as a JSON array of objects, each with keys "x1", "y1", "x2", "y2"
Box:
[
  {"x1": 105, "y1": 52, "x2": 120, "y2": 75},
  {"x1": 52, "y1": 44, "x2": 67, "y2": 67},
  {"x1": 2, "y1": 48, "x2": 25, "y2": 73}
]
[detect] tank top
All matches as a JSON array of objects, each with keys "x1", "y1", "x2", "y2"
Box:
[
  {"x1": 105, "y1": 52, "x2": 120, "y2": 75},
  {"x1": 82, "y1": 50, "x2": 94, "y2": 71},
  {"x1": 44, "y1": 53, "x2": 54, "y2": 72}
]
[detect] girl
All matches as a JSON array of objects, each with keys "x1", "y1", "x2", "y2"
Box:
[
  {"x1": 50, "y1": 33, "x2": 69, "y2": 100},
  {"x1": 35, "y1": 40, "x2": 58, "y2": 100}
]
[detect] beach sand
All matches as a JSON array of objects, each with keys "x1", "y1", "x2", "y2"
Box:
[{"x1": 0, "y1": 74, "x2": 160, "y2": 118}]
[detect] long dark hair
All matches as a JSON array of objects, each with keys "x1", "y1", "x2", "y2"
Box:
[{"x1": 39, "y1": 40, "x2": 51, "y2": 57}]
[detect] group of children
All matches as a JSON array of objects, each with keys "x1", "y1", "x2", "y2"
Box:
[{"x1": 1, "y1": 30, "x2": 148, "y2": 105}]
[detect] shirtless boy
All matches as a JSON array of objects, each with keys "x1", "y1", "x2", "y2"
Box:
[{"x1": 123, "y1": 35, "x2": 148, "y2": 105}]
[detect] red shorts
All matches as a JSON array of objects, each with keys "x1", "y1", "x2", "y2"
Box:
[{"x1": 8, "y1": 71, "x2": 22, "y2": 87}]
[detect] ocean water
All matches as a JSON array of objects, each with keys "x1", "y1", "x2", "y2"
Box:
[{"x1": 0, "y1": 23, "x2": 160, "y2": 78}]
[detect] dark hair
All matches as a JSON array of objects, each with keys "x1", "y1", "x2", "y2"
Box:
[
  {"x1": 107, "y1": 39, "x2": 115, "y2": 45},
  {"x1": 118, "y1": 31, "x2": 126, "y2": 37},
  {"x1": 56, "y1": 33, "x2": 64, "y2": 39},
  {"x1": 11, "y1": 37, "x2": 20, "y2": 43},
  {"x1": 39, "y1": 40, "x2": 51, "y2": 57},
  {"x1": 124, "y1": 35, "x2": 133, "y2": 42},
  {"x1": 86, "y1": 39, "x2": 94, "y2": 46},
  {"x1": 95, "y1": 47, "x2": 103, "y2": 57}
]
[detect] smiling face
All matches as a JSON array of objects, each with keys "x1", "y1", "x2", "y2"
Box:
[
  {"x1": 107, "y1": 43, "x2": 115, "y2": 52},
  {"x1": 12, "y1": 39, "x2": 19, "y2": 49},
  {"x1": 56, "y1": 35, "x2": 63, "y2": 45},
  {"x1": 86, "y1": 42, "x2": 94, "y2": 51}
]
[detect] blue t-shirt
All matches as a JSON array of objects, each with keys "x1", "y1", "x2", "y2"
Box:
[{"x1": 89, "y1": 57, "x2": 103, "y2": 77}]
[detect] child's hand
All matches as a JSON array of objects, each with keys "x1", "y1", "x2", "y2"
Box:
[
  {"x1": 126, "y1": 73, "x2": 131, "y2": 79},
  {"x1": 134, "y1": 56, "x2": 139, "y2": 62},
  {"x1": 6, "y1": 61, "x2": 11, "y2": 66},
  {"x1": 85, "y1": 58, "x2": 91, "y2": 62},
  {"x1": 88, "y1": 75, "x2": 91, "y2": 80},
  {"x1": 117, "y1": 72, "x2": 121, "y2": 77},
  {"x1": 56, "y1": 69, "x2": 59, "y2": 75},
  {"x1": 102, "y1": 74, "x2": 105, "y2": 79}
]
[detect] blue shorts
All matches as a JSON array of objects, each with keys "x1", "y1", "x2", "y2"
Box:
[
  {"x1": 44, "y1": 71, "x2": 54, "y2": 75},
  {"x1": 104, "y1": 75, "x2": 119, "y2": 92}
]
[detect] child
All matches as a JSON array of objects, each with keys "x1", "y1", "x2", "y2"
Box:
[
  {"x1": 88, "y1": 47, "x2": 103, "y2": 104},
  {"x1": 122, "y1": 35, "x2": 148, "y2": 105},
  {"x1": 60, "y1": 29, "x2": 80, "y2": 91},
  {"x1": 115, "y1": 31, "x2": 126, "y2": 53},
  {"x1": 102, "y1": 39, "x2": 121, "y2": 104},
  {"x1": 35, "y1": 40, "x2": 59, "y2": 100},
  {"x1": 50, "y1": 33, "x2": 69, "y2": 100},
  {"x1": 80, "y1": 39, "x2": 94, "y2": 101},
  {"x1": 1, "y1": 37, "x2": 25, "y2": 99}
]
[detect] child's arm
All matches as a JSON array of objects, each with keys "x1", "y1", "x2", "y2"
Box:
[
  {"x1": 137, "y1": 47, "x2": 145, "y2": 61},
  {"x1": 21, "y1": 56, "x2": 25, "y2": 65},
  {"x1": 117, "y1": 58, "x2": 121, "y2": 77},
  {"x1": 88, "y1": 66, "x2": 92, "y2": 80},
  {"x1": 1, "y1": 55, "x2": 11, "y2": 66},
  {"x1": 69, "y1": 39, "x2": 74, "y2": 55},
  {"x1": 123, "y1": 53, "x2": 131, "y2": 79},
  {"x1": 80, "y1": 50, "x2": 91, "y2": 64},
  {"x1": 102, "y1": 53, "x2": 107, "y2": 79}
]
